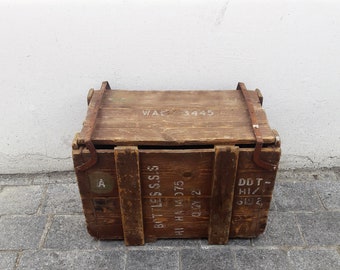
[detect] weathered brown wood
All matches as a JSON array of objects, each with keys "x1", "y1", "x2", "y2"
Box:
[
  {"x1": 208, "y1": 145, "x2": 239, "y2": 244},
  {"x1": 114, "y1": 146, "x2": 145, "y2": 245},
  {"x1": 73, "y1": 148, "x2": 118, "y2": 197},
  {"x1": 255, "y1": 88, "x2": 263, "y2": 106},
  {"x1": 77, "y1": 89, "x2": 276, "y2": 147},
  {"x1": 73, "y1": 82, "x2": 281, "y2": 245},
  {"x1": 272, "y1": 129, "x2": 281, "y2": 147},
  {"x1": 139, "y1": 149, "x2": 213, "y2": 240},
  {"x1": 73, "y1": 145, "x2": 280, "y2": 242},
  {"x1": 230, "y1": 148, "x2": 280, "y2": 238},
  {"x1": 139, "y1": 149, "x2": 214, "y2": 196},
  {"x1": 91, "y1": 128, "x2": 273, "y2": 146},
  {"x1": 72, "y1": 133, "x2": 80, "y2": 150},
  {"x1": 87, "y1": 88, "x2": 94, "y2": 106},
  {"x1": 237, "y1": 147, "x2": 281, "y2": 170}
]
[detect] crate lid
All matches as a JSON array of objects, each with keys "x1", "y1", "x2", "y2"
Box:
[{"x1": 77, "y1": 82, "x2": 277, "y2": 147}]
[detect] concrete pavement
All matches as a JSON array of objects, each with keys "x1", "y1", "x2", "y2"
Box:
[{"x1": 0, "y1": 169, "x2": 339, "y2": 269}]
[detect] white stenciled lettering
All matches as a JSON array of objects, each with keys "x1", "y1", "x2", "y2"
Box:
[
  {"x1": 238, "y1": 186, "x2": 261, "y2": 195},
  {"x1": 147, "y1": 165, "x2": 159, "y2": 171},
  {"x1": 252, "y1": 187, "x2": 260, "y2": 195},
  {"x1": 173, "y1": 180, "x2": 185, "y2": 235},
  {"x1": 175, "y1": 216, "x2": 184, "y2": 221},
  {"x1": 149, "y1": 191, "x2": 162, "y2": 197},
  {"x1": 148, "y1": 183, "x2": 160, "y2": 189},
  {"x1": 175, "y1": 199, "x2": 183, "y2": 207},
  {"x1": 152, "y1": 213, "x2": 165, "y2": 228},
  {"x1": 142, "y1": 110, "x2": 167, "y2": 116},
  {"x1": 174, "y1": 228, "x2": 184, "y2": 235},
  {"x1": 237, "y1": 197, "x2": 255, "y2": 206},
  {"x1": 238, "y1": 178, "x2": 254, "y2": 186},
  {"x1": 238, "y1": 188, "x2": 249, "y2": 195},
  {"x1": 184, "y1": 110, "x2": 214, "y2": 116},
  {"x1": 148, "y1": 175, "x2": 160, "y2": 181},
  {"x1": 256, "y1": 198, "x2": 263, "y2": 206},
  {"x1": 154, "y1": 223, "x2": 164, "y2": 229},
  {"x1": 239, "y1": 177, "x2": 267, "y2": 186},
  {"x1": 142, "y1": 110, "x2": 151, "y2": 116},
  {"x1": 256, "y1": 178, "x2": 264, "y2": 186},
  {"x1": 191, "y1": 200, "x2": 202, "y2": 217},
  {"x1": 146, "y1": 165, "x2": 164, "y2": 229},
  {"x1": 191, "y1": 189, "x2": 201, "y2": 196},
  {"x1": 174, "y1": 181, "x2": 184, "y2": 190},
  {"x1": 236, "y1": 197, "x2": 263, "y2": 207},
  {"x1": 150, "y1": 198, "x2": 162, "y2": 207},
  {"x1": 97, "y1": 179, "x2": 106, "y2": 188}
]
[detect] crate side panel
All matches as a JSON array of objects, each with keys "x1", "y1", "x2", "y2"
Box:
[{"x1": 230, "y1": 147, "x2": 281, "y2": 238}]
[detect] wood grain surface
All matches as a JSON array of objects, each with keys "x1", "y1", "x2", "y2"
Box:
[
  {"x1": 73, "y1": 84, "x2": 281, "y2": 244},
  {"x1": 78, "y1": 89, "x2": 275, "y2": 146}
]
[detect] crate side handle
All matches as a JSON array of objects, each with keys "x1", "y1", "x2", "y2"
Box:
[
  {"x1": 76, "y1": 81, "x2": 111, "y2": 172},
  {"x1": 237, "y1": 82, "x2": 278, "y2": 171}
]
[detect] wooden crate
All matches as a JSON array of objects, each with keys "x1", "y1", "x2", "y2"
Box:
[{"x1": 72, "y1": 81, "x2": 281, "y2": 245}]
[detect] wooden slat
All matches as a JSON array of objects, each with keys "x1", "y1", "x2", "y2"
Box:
[
  {"x1": 91, "y1": 127, "x2": 275, "y2": 146},
  {"x1": 77, "y1": 89, "x2": 275, "y2": 146},
  {"x1": 95, "y1": 118, "x2": 270, "y2": 128},
  {"x1": 139, "y1": 149, "x2": 214, "y2": 197},
  {"x1": 230, "y1": 147, "x2": 280, "y2": 238},
  {"x1": 100, "y1": 90, "x2": 261, "y2": 107},
  {"x1": 208, "y1": 145, "x2": 239, "y2": 244},
  {"x1": 114, "y1": 146, "x2": 144, "y2": 245}
]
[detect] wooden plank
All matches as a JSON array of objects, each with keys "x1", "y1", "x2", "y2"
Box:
[
  {"x1": 95, "y1": 118, "x2": 270, "y2": 128},
  {"x1": 77, "y1": 89, "x2": 275, "y2": 146},
  {"x1": 237, "y1": 148, "x2": 281, "y2": 170},
  {"x1": 139, "y1": 149, "x2": 213, "y2": 240},
  {"x1": 230, "y1": 147, "x2": 280, "y2": 238},
  {"x1": 255, "y1": 88, "x2": 263, "y2": 106},
  {"x1": 100, "y1": 90, "x2": 261, "y2": 107},
  {"x1": 208, "y1": 145, "x2": 239, "y2": 244},
  {"x1": 114, "y1": 146, "x2": 145, "y2": 245},
  {"x1": 91, "y1": 126, "x2": 275, "y2": 146},
  {"x1": 87, "y1": 88, "x2": 94, "y2": 106},
  {"x1": 139, "y1": 149, "x2": 214, "y2": 197}
]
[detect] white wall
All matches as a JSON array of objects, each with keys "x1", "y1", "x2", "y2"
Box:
[{"x1": 0, "y1": 0, "x2": 339, "y2": 173}]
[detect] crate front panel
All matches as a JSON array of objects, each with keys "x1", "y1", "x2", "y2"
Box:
[
  {"x1": 73, "y1": 146, "x2": 280, "y2": 240},
  {"x1": 139, "y1": 149, "x2": 214, "y2": 239}
]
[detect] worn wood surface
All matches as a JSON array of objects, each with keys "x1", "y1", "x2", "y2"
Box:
[
  {"x1": 139, "y1": 149, "x2": 213, "y2": 240},
  {"x1": 73, "y1": 83, "x2": 281, "y2": 244},
  {"x1": 208, "y1": 145, "x2": 239, "y2": 244},
  {"x1": 78, "y1": 90, "x2": 275, "y2": 146},
  {"x1": 114, "y1": 146, "x2": 144, "y2": 245},
  {"x1": 73, "y1": 147, "x2": 280, "y2": 241}
]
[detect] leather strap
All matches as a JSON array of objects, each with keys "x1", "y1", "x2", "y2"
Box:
[
  {"x1": 237, "y1": 82, "x2": 277, "y2": 171},
  {"x1": 76, "y1": 81, "x2": 111, "y2": 171}
]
